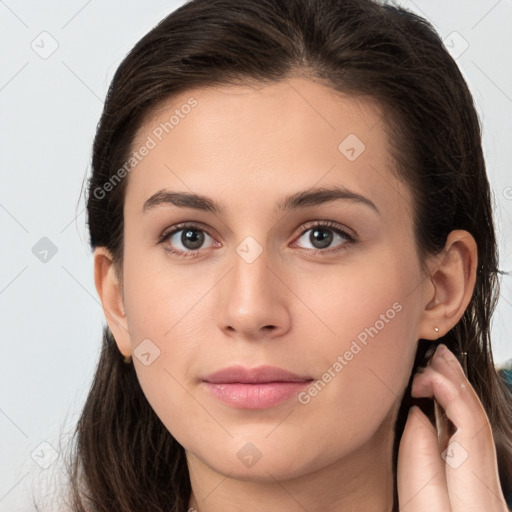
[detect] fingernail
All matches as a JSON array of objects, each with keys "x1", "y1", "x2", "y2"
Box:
[{"x1": 436, "y1": 343, "x2": 448, "y2": 358}]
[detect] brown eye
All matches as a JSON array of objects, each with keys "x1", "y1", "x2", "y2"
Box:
[
  {"x1": 294, "y1": 222, "x2": 355, "y2": 253},
  {"x1": 160, "y1": 223, "x2": 218, "y2": 258},
  {"x1": 173, "y1": 228, "x2": 206, "y2": 250}
]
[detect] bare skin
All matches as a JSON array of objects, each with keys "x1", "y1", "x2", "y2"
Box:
[{"x1": 94, "y1": 77, "x2": 506, "y2": 511}]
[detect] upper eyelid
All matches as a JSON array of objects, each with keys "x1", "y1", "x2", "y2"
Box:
[
  {"x1": 160, "y1": 221, "x2": 214, "y2": 238},
  {"x1": 297, "y1": 220, "x2": 356, "y2": 239}
]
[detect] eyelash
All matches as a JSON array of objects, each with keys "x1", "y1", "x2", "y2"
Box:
[{"x1": 158, "y1": 221, "x2": 357, "y2": 259}]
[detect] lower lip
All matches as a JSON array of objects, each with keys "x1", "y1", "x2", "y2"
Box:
[{"x1": 202, "y1": 381, "x2": 312, "y2": 409}]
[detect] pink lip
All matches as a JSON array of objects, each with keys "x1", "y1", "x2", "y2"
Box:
[{"x1": 201, "y1": 365, "x2": 313, "y2": 409}]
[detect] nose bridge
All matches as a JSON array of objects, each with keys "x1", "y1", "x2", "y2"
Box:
[
  {"x1": 231, "y1": 236, "x2": 273, "y2": 310},
  {"x1": 217, "y1": 235, "x2": 291, "y2": 337}
]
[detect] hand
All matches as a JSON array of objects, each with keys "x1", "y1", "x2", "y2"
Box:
[{"x1": 397, "y1": 343, "x2": 508, "y2": 511}]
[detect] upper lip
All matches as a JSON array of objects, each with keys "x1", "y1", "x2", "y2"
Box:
[{"x1": 202, "y1": 365, "x2": 313, "y2": 384}]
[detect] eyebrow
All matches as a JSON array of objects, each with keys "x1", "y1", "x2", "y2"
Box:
[{"x1": 141, "y1": 185, "x2": 379, "y2": 215}]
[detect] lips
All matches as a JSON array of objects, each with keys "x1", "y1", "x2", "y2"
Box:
[
  {"x1": 202, "y1": 364, "x2": 312, "y2": 384},
  {"x1": 201, "y1": 365, "x2": 313, "y2": 409}
]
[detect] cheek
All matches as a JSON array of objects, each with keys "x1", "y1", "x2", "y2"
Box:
[
  {"x1": 120, "y1": 248, "x2": 209, "y2": 423},
  {"x1": 284, "y1": 272, "x2": 420, "y2": 461},
  {"x1": 295, "y1": 250, "x2": 421, "y2": 347},
  {"x1": 293, "y1": 252, "x2": 422, "y2": 406},
  {"x1": 121, "y1": 244, "x2": 199, "y2": 340},
  {"x1": 122, "y1": 263, "x2": 206, "y2": 444}
]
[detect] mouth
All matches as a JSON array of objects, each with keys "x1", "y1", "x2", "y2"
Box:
[{"x1": 201, "y1": 364, "x2": 314, "y2": 409}]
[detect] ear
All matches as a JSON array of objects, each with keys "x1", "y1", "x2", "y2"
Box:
[
  {"x1": 417, "y1": 230, "x2": 478, "y2": 340},
  {"x1": 93, "y1": 247, "x2": 132, "y2": 358}
]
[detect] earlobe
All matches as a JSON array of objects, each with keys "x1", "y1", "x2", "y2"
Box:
[
  {"x1": 417, "y1": 230, "x2": 478, "y2": 339},
  {"x1": 93, "y1": 247, "x2": 132, "y2": 358}
]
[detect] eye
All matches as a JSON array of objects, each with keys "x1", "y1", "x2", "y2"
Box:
[
  {"x1": 159, "y1": 220, "x2": 356, "y2": 259},
  {"x1": 159, "y1": 223, "x2": 218, "y2": 258},
  {"x1": 293, "y1": 221, "x2": 355, "y2": 254}
]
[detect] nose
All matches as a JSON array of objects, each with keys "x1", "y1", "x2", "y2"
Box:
[{"x1": 217, "y1": 246, "x2": 291, "y2": 341}]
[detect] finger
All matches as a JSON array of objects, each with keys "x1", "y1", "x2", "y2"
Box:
[
  {"x1": 397, "y1": 404, "x2": 451, "y2": 511},
  {"x1": 411, "y1": 344, "x2": 508, "y2": 511},
  {"x1": 413, "y1": 344, "x2": 486, "y2": 431}
]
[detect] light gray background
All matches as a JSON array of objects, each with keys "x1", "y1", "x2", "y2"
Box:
[{"x1": 1, "y1": 1, "x2": 511, "y2": 510}]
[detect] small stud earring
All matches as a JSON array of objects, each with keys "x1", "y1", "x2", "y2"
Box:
[
  {"x1": 108, "y1": 330, "x2": 132, "y2": 364},
  {"x1": 434, "y1": 326, "x2": 439, "y2": 333}
]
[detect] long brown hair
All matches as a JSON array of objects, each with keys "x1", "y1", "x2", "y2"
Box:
[{"x1": 57, "y1": 0, "x2": 512, "y2": 510}]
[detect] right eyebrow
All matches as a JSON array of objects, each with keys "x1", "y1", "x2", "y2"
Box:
[{"x1": 142, "y1": 190, "x2": 223, "y2": 214}]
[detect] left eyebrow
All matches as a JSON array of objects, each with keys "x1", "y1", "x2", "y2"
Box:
[
  {"x1": 141, "y1": 185, "x2": 379, "y2": 215},
  {"x1": 275, "y1": 185, "x2": 379, "y2": 214}
]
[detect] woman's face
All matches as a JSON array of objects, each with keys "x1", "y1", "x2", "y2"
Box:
[{"x1": 115, "y1": 77, "x2": 432, "y2": 480}]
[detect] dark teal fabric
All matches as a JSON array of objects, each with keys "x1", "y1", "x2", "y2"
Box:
[
  {"x1": 502, "y1": 367, "x2": 512, "y2": 392},
  {"x1": 498, "y1": 360, "x2": 512, "y2": 510}
]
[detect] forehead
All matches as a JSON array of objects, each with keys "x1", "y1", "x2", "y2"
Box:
[{"x1": 125, "y1": 77, "x2": 411, "y2": 221}]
